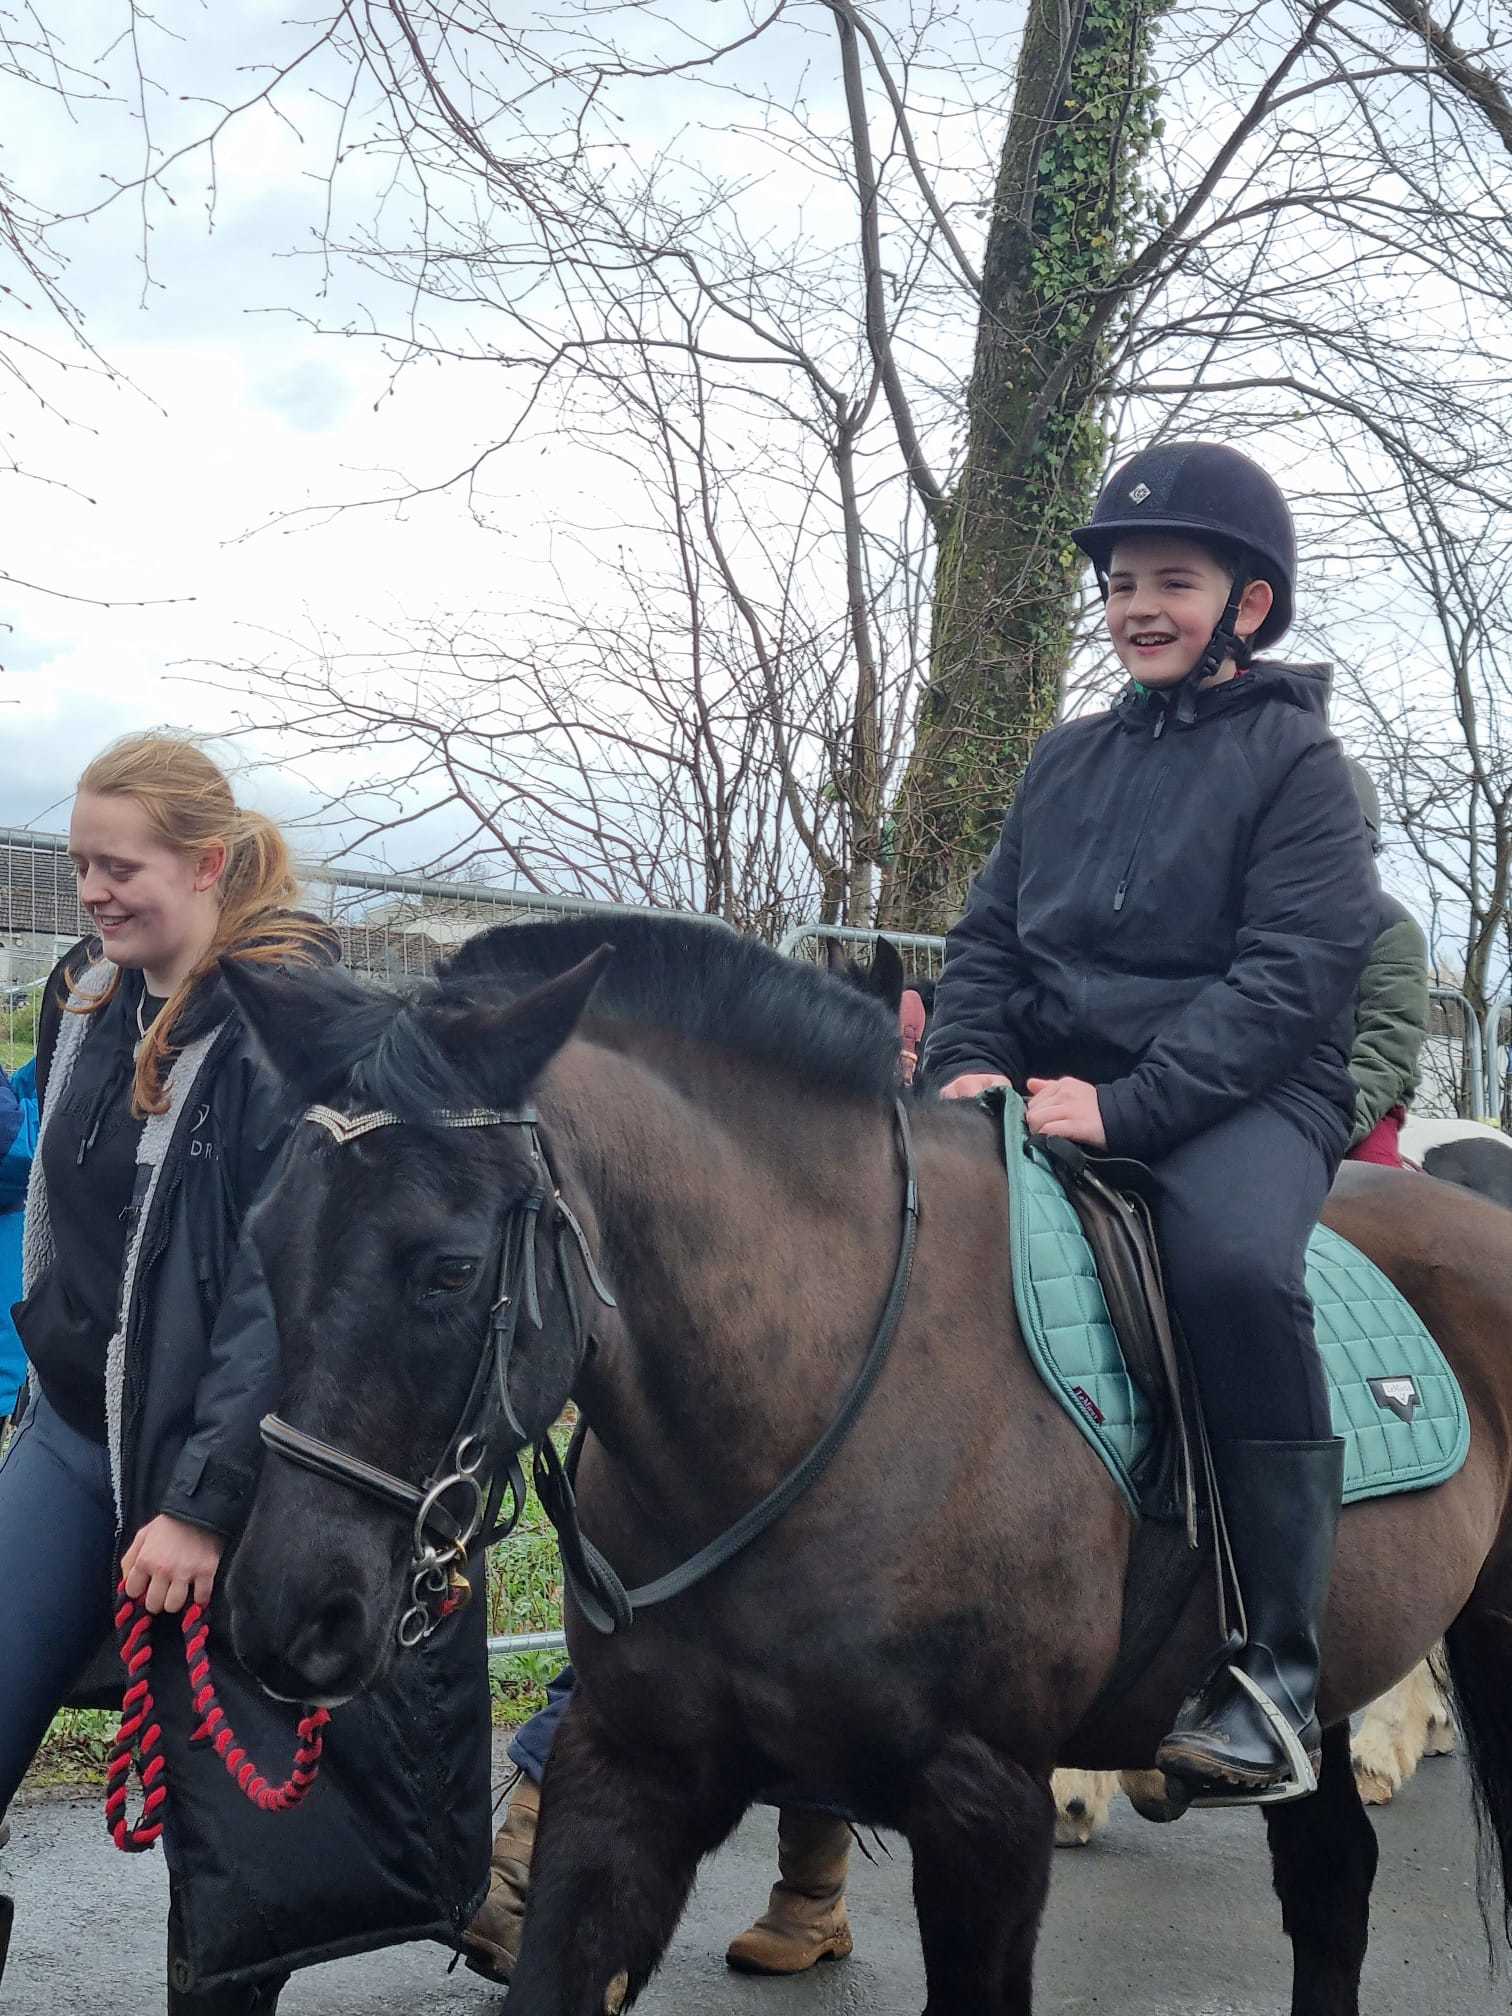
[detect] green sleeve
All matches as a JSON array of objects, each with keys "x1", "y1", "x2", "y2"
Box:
[{"x1": 1349, "y1": 914, "x2": 1430, "y2": 1145}]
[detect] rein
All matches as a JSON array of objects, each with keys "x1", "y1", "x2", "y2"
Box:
[
  {"x1": 537, "y1": 1097, "x2": 921, "y2": 1633},
  {"x1": 259, "y1": 1093, "x2": 921, "y2": 1647}
]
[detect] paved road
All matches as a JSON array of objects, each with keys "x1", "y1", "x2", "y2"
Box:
[{"x1": 5, "y1": 1751, "x2": 1497, "y2": 2013}]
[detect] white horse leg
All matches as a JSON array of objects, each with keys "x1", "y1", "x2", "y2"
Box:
[
  {"x1": 1051, "y1": 1769, "x2": 1119, "y2": 1847},
  {"x1": 1352, "y1": 1655, "x2": 1448, "y2": 1805}
]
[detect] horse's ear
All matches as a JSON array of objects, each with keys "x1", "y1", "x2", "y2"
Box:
[
  {"x1": 218, "y1": 957, "x2": 384, "y2": 1100},
  {"x1": 869, "y1": 937, "x2": 906, "y2": 1012},
  {"x1": 430, "y1": 946, "x2": 613, "y2": 1103}
]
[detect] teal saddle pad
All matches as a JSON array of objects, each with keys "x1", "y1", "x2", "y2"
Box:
[{"x1": 997, "y1": 1090, "x2": 1470, "y2": 1514}]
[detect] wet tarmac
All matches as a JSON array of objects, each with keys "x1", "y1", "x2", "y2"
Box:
[{"x1": 5, "y1": 1749, "x2": 1499, "y2": 2013}]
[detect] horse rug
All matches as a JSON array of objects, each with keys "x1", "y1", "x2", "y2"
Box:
[{"x1": 995, "y1": 1089, "x2": 1470, "y2": 1515}]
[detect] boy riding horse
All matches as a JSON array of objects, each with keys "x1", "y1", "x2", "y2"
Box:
[{"x1": 926, "y1": 441, "x2": 1377, "y2": 1805}]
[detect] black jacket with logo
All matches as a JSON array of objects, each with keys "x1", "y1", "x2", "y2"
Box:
[{"x1": 923, "y1": 664, "x2": 1378, "y2": 1161}]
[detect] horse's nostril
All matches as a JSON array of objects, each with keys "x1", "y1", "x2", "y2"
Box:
[{"x1": 285, "y1": 1591, "x2": 370, "y2": 1692}]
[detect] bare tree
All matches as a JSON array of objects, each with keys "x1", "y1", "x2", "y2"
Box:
[
  {"x1": 16, "y1": 1, "x2": 1512, "y2": 928},
  {"x1": 1338, "y1": 469, "x2": 1512, "y2": 1113}
]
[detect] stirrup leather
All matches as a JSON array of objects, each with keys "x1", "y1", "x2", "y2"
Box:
[{"x1": 1187, "y1": 1663, "x2": 1319, "y2": 1809}]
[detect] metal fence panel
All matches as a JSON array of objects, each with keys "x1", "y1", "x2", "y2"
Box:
[
  {"x1": 0, "y1": 828, "x2": 732, "y2": 994},
  {"x1": 778, "y1": 921, "x2": 949, "y2": 978}
]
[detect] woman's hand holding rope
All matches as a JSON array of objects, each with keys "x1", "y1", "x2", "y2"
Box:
[{"x1": 120, "y1": 1513, "x2": 224, "y2": 1614}]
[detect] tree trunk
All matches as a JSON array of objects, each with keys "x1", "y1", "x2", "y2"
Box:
[{"x1": 886, "y1": 0, "x2": 1164, "y2": 932}]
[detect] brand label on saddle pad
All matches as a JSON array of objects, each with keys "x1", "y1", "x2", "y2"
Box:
[{"x1": 996, "y1": 1091, "x2": 1470, "y2": 1515}]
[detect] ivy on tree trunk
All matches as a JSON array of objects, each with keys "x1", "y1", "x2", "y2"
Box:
[{"x1": 886, "y1": 0, "x2": 1166, "y2": 933}]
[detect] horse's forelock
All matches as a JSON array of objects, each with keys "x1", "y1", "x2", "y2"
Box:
[{"x1": 348, "y1": 989, "x2": 485, "y2": 1120}]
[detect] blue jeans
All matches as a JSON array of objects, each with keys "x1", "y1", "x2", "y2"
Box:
[
  {"x1": 508, "y1": 1665, "x2": 575, "y2": 1784},
  {"x1": 0, "y1": 1392, "x2": 118, "y2": 1811}
]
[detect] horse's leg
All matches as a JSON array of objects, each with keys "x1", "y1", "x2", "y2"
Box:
[
  {"x1": 907, "y1": 1735, "x2": 1055, "y2": 2015},
  {"x1": 1264, "y1": 1722, "x2": 1378, "y2": 2016},
  {"x1": 1051, "y1": 1767, "x2": 1118, "y2": 1846},
  {"x1": 1352, "y1": 1658, "x2": 1439, "y2": 1806},
  {"x1": 505, "y1": 1697, "x2": 750, "y2": 2016}
]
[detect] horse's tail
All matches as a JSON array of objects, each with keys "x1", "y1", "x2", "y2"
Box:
[{"x1": 1441, "y1": 1610, "x2": 1512, "y2": 1955}]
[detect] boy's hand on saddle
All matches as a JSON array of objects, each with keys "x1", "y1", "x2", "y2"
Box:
[
  {"x1": 1026, "y1": 1076, "x2": 1107, "y2": 1150},
  {"x1": 121, "y1": 1513, "x2": 225, "y2": 1615},
  {"x1": 938, "y1": 1072, "x2": 1014, "y2": 1101}
]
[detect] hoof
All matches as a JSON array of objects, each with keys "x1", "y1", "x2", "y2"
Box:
[
  {"x1": 1352, "y1": 1758, "x2": 1398, "y2": 1807},
  {"x1": 1120, "y1": 1770, "x2": 1189, "y2": 1824}
]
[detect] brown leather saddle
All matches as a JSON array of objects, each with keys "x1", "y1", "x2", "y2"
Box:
[{"x1": 1031, "y1": 1133, "x2": 1203, "y2": 1537}]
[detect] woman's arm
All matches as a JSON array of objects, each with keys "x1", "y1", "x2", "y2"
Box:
[{"x1": 155, "y1": 1052, "x2": 298, "y2": 1541}]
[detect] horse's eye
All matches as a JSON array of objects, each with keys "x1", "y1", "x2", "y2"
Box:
[{"x1": 422, "y1": 1256, "x2": 479, "y2": 1300}]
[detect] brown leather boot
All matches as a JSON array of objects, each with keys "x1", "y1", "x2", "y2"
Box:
[
  {"x1": 464, "y1": 1776, "x2": 540, "y2": 1985},
  {"x1": 725, "y1": 1808, "x2": 854, "y2": 1974},
  {"x1": 463, "y1": 1778, "x2": 629, "y2": 2011}
]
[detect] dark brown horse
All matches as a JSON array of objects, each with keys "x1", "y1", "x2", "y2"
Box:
[{"x1": 221, "y1": 918, "x2": 1512, "y2": 2016}]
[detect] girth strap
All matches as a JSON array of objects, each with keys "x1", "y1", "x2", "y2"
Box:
[{"x1": 535, "y1": 1098, "x2": 922, "y2": 1634}]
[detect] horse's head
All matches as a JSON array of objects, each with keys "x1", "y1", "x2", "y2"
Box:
[{"x1": 219, "y1": 947, "x2": 610, "y2": 1705}]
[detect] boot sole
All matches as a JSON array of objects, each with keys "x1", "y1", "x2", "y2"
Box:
[
  {"x1": 726, "y1": 1936, "x2": 853, "y2": 1976},
  {"x1": 462, "y1": 1941, "x2": 514, "y2": 1987},
  {"x1": 1157, "y1": 1737, "x2": 1321, "y2": 1795}
]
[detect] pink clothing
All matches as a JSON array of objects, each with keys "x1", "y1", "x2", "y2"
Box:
[{"x1": 1345, "y1": 1106, "x2": 1406, "y2": 1168}]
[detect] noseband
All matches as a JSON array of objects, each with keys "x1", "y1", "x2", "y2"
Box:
[{"x1": 259, "y1": 1101, "x2": 615, "y2": 1648}]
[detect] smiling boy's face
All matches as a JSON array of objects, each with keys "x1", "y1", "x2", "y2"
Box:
[{"x1": 1105, "y1": 534, "x2": 1273, "y2": 689}]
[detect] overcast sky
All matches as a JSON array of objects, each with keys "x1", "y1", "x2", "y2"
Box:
[
  {"x1": 2, "y1": 3, "x2": 777, "y2": 857},
  {"x1": 2, "y1": 1, "x2": 1502, "y2": 955}
]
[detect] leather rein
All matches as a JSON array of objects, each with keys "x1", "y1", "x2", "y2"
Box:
[{"x1": 258, "y1": 1096, "x2": 921, "y2": 1647}]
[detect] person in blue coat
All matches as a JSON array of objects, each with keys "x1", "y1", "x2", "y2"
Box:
[
  {"x1": 0, "y1": 1057, "x2": 36, "y2": 1415},
  {"x1": 925, "y1": 441, "x2": 1377, "y2": 1806}
]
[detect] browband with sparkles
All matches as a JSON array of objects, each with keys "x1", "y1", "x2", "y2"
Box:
[{"x1": 304, "y1": 1104, "x2": 538, "y2": 1145}]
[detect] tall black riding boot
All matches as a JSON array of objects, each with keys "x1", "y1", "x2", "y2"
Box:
[{"x1": 1157, "y1": 1438, "x2": 1344, "y2": 1805}]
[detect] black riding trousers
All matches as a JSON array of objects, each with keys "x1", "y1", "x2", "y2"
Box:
[{"x1": 1149, "y1": 1098, "x2": 1341, "y2": 1448}]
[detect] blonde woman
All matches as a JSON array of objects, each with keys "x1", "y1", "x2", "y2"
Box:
[{"x1": 2, "y1": 737, "x2": 489, "y2": 2011}]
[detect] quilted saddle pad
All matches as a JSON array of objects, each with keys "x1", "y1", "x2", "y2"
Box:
[{"x1": 995, "y1": 1090, "x2": 1470, "y2": 1515}]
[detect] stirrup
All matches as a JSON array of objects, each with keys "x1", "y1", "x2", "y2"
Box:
[{"x1": 1186, "y1": 1664, "x2": 1319, "y2": 1809}]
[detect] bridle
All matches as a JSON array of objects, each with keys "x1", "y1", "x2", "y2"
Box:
[
  {"x1": 259, "y1": 1094, "x2": 920, "y2": 1649},
  {"x1": 259, "y1": 1100, "x2": 615, "y2": 1648}
]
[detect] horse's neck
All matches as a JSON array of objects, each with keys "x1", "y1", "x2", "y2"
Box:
[{"x1": 544, "y1": 1040, "x2": 902, "y2": 1518}]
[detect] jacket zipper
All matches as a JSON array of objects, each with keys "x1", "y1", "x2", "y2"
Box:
[{"x1": 1112, "y1": 731, "x2": 1174, "y2": 913}]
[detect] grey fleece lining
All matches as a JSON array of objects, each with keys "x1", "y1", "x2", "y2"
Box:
[{"x1": 23, "y1": 959, "x2": 225, "y2": 1520}]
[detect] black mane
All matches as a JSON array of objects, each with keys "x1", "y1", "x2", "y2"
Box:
[{"x1": 435, "y1": 914, "x2": 900, "y2": 1103}]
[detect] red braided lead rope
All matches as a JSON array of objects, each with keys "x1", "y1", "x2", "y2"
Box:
[{"x1": 107, "y1": 1582, "x2": 331, "y2": 1853}]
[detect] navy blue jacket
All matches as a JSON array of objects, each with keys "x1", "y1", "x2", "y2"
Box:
[{"x1": 923, "y1": 663, "x2": 1377, "y2": 1161}]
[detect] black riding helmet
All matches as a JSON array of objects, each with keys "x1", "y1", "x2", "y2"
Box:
[{"x1": 1073, "y1": 441, "x2": 1298, "y2": 712}]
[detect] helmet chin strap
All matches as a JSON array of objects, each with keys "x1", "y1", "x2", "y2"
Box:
[{"x1": 1174, "y1": 560, "x2": 1252, "y2": 725}]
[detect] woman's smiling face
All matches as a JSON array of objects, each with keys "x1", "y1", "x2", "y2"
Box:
[
  {"x1": 1105, "y1": 533, "x2": 1273, "y2": 688},
  {"x1": 68, "y1": 791, "x2": 222, "y2": 982}
]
